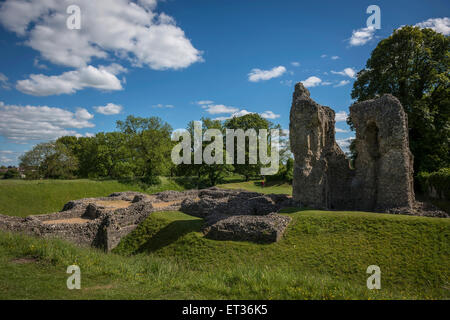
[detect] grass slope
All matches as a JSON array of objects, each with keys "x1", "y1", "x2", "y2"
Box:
[
  {"x1": 0, "y1": 178, "x2": 183, "y2": 217},
  {"x1": 1, "y1": 209, "x2": 448, "y2": 299}
]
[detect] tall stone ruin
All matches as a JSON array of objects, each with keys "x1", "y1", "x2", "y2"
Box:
[
  {"x1": 289, "y1": 82, "x2": 415, "y2": 213},
  {"x1": 350, "y1": 95, "x2": 415, "y2": 212},
  {"x1": 289, "y1": 83, "x2": 352, "y2": 210}
]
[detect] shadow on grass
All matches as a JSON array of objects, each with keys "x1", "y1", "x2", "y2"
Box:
[
  {"x1": 116, "y1": 177, "x2": 162, "y2": 190},
  {"x1": 279, "y1": 207, "x2": 307, "y2": 214},
  {"x1": 135, "y1": 219, "x2": 204, "y2": 253},
  {"x1": 172, "y1": 176, "x2": 212, "y2": 189},
  {"x1": 221, "y1": 176, "x2": 247, "y2": 183}
]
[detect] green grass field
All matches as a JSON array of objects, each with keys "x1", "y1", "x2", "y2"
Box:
[
  {"x1": 0, "y1": 178, "x2": 183, "y2": 217},
  {"x1": 218, "y1": 180, "x2": 292, "y2": 195},
  {"x1": 0, "y1": 179, "x2": 448, "y2": 299}
]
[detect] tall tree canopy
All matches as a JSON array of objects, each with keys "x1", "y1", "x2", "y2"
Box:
[
  {"x1": 224, "y1": 113, "x2": 271, "y2": 181},
  {"x1": 176, "y1": 118, "x2": 233, "y2": 186},
  {"x1": 116, "y1": 115, "x2": 173, "y2": 183},
  {"x1": 350, "y1": 26, "x2": 449, "y2": 173},
  {"x1": 19, "y1": 141, "x2": 78, "y2": 179},
  {"x1": 224, "y1": 113, "x2": 287, "y2": 180}
]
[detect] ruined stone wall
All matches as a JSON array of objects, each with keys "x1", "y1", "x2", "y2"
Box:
[
  {"x1": 0, "y1": 188, "x2": 294, "y2": 250},
  {"x1": 0, "y1": 191, "x2": 194, "y2": 251},
  {"x1": 350, "y1": 94, "x2": 415, "y2": 212},
  {"x1": 289, "y1": 83, "x2": 352, "y2": 209},
  {"x1": 290, "y1": 83, "x2": 415, "y2": 213}
]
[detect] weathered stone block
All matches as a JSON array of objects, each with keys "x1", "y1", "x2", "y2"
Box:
[{"x1": 203, "y1": 213, "x2": 291, "y2": 243}]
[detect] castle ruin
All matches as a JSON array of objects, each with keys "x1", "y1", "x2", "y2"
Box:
[{"x1": 289, "y1": 82, "x2": 415, "y2": 213}]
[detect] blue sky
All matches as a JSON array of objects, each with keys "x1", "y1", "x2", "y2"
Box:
[{"x1": 0, "y1": 0, "x2": 449, "y2": 165}]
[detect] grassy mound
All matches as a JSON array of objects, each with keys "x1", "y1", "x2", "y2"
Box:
[{"x1": 1, "y1": 209, "x2": 448, "y2": 299}]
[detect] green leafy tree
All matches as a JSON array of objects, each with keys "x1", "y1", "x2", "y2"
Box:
[
  {"x1": 177, "y1": 118, "x2": 233, "y2": 187},
  {"x1": 72, "y1": 136, "x2": 99, "y2": 178},
  {"x1": 19, "y1": 142, "x2": 55, "y2": 179},
  {"x1": 40, "y1": 143, "x2": 79, "y2": 179},
  {"x1": 350, "y1": 26, "x2": 449, "y2": 173},
  {"x1": 92, "y1": 132, "x2": 135, "y2": 178},
  {"x1": 3, "y1": 168, "x2": 19, "y2": 179},
  {"x1": 224, "y1": 113, "x2": 284, "y2": 181},
  {"x1": 19, "y1": 142, "x2": 78, "y2": 179},
  {"x1": 116, "y1": 116, "x2": 173, "y2": 184}
]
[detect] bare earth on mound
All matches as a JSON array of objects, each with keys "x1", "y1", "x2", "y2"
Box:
[
  {"x1": 151, "y1": 200, "x2": 182, "y2": 208},
  {"x1": 42, "y1": 218, "x2": 90, "y2": 225},
  {"x1": 93, "y1": 200, "x2": 132, "y2": 210}
]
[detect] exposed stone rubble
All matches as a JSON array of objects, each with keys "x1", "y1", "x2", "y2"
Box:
[
  {"x1": 180, "y1": 187, "x2": 294, "y2": 217},
  {"x1": 289, "y1": 82, "x2": 448, "y2": 217},
  {"x1": 203, "y1": 213, "x2": 291, "y2": 243},
  {"x1": 179, "y1": 187, "x2": 295, "y2": 243},
  {"x1": 0, "y1": 188, "x2": 295, "y2": 250}
]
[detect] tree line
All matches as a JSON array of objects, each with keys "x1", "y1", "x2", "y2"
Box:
[{"x1": 18, "y1": 113, "x2": 291, "y2": 186}]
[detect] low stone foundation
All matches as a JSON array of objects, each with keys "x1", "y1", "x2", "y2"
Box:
[{"x1": 0, "y1": 188, "x2": 294, "y2": 250}]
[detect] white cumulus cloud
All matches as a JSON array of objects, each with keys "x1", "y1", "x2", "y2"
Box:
[
  {"x1": 195, "y1": 100, "x2": 214, "y2": 105},
  {"x1": 260, "y1": 111, "x2": 280, "y2": 119},
  {"x1": 336, "y1": 137, "x2": 355, "y2": 153},
  {"x1": 331, "y1": 68, "x2": 356, "y2": 78},
  {"x1": 415, "y1": 17, "x2": 450, "y2": 35},
  {"x1": 214, "y1": 109, "x2": 253, "y2": 121},
  {"x1": 335, "y1": 111, "x2": 348, "y2": 122},
  {"x1": 0, "y1": 150, "x2": 22, "y2": 164},
  {"x1": 349, "y1": 26, "x2": 376, "y2": 46},
  {"x1": 301, "y1": 76, "x2": 322, "y2": 88},
  {"x1": 0, "y1": 0, "x2": 202, "y2": 70},
  {"x1": 203, "y1": 104, "x2": 239, "y2": 115},
  {"x1": 248, "y1": 66, "x2": 286, "y2": 82},
  {"x1": 16, "y1": 65, "x2": 123, "y2": 96},
  {"x1": 93, "y1": 103, "x2": 123, "y2": 115},
  {"x1": 0, "y1": 102, "x2": 95, "y2": 142}
]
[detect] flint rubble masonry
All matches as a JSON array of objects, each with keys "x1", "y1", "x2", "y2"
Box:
[{"x1": 289, "y1": 82, "x2": 415, "y2": 213}]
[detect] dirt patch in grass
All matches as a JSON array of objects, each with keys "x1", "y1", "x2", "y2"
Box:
[
  {"x1": 152, "y1": 200, "x2": 181, "y2": 208},
  {"x1": 82, "y1": 284, "x2": 115, "y2": 291},
  {"x1": 10, "y1": 257, "x2": 38, "y2": 264},
  {"x1": 94, "y1": 200, "x2": 132, "y2": 209},
  {"x1": 42, "y1": 218, "x2": 90, "y2": 225}
]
